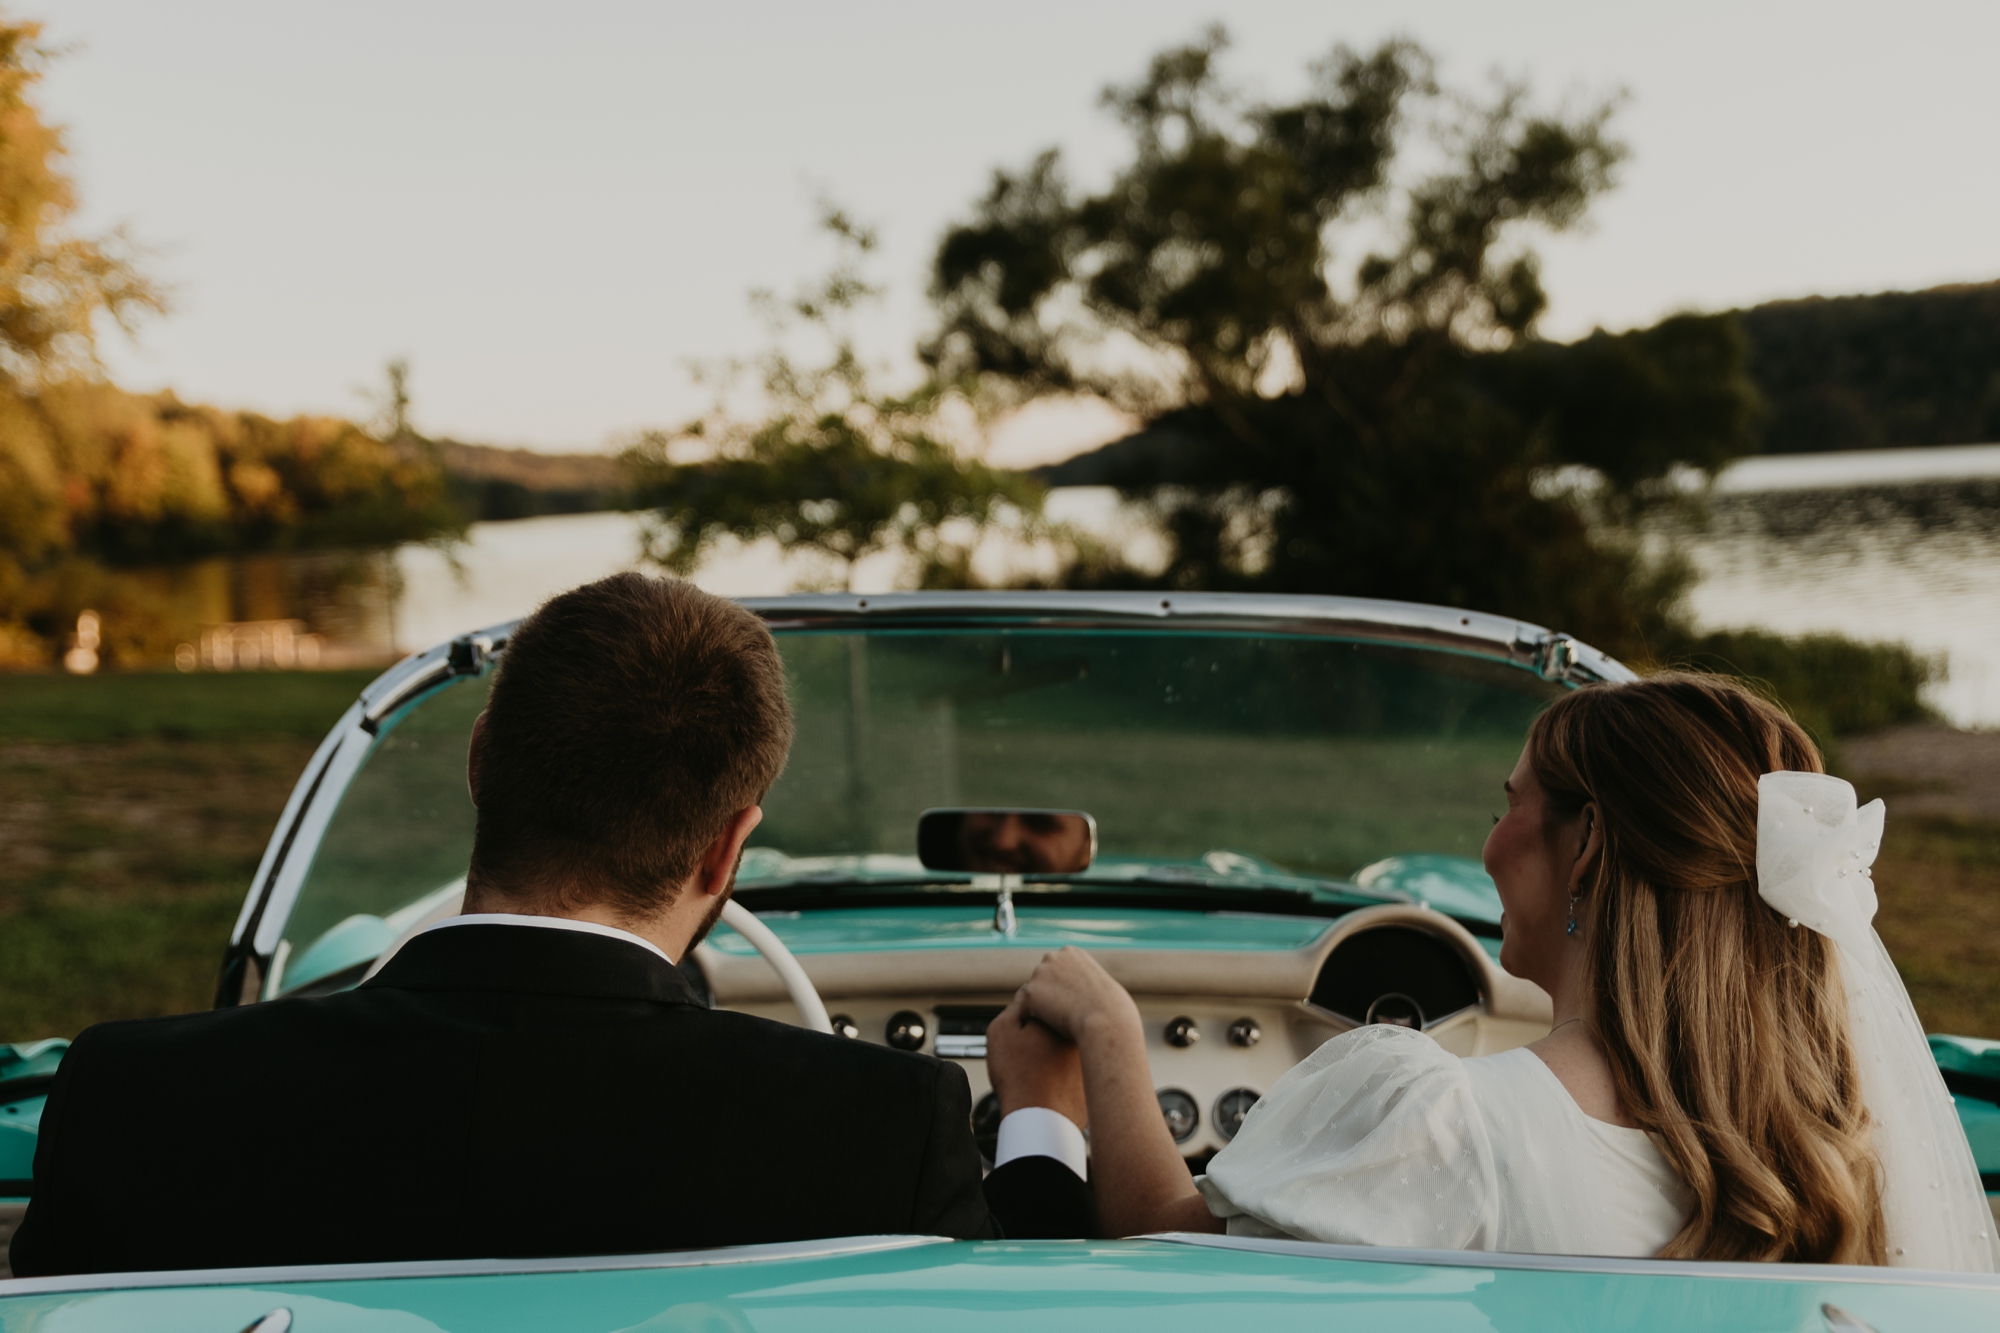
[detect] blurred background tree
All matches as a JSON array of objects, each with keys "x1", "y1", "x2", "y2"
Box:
[
  {"x1": 0, "y1": 18, "x2": 460, "y2": 666},
  {"x1": 924, "y1": 28, "x2": 1760, "y2": 658},
  {"x1": 624, "y1": 206, "x2": 1041, "y2": 592}
]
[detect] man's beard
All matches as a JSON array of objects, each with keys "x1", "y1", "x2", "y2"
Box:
[{"x1": 682, "y1": 857, "x2": 740, "y2": 954}]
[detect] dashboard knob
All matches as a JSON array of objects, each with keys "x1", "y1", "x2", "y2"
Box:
[
  {"x1": 885, "y1": 1010, "x2": 928, "y2": 1051},
  {"x1": 829, "y1": 1013, "x2": 860, "y2": 1040},
  {"x1": 1164, "y1": 1016, "x2": 1200, "y2": 1048},
  {"x1": 1227, "y1": 1017, "x2": 1261, "y2": 1048}
]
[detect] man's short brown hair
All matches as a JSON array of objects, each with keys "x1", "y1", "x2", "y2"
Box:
[{"x1": 467, "y1": 573, "x2": 793, "y2": 916}]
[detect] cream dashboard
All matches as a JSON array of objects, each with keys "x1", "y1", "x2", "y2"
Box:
[{"x1": 696, "y1": 903, "x2": 1553, "y2": 1164}]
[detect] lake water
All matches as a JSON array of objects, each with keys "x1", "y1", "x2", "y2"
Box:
[
  {"x1": 1673, "y1": 446, "x2": 2000, "y2": 728},
  {"x1": 154, "y1": 444, "x2": 2000, "y2": 728}
]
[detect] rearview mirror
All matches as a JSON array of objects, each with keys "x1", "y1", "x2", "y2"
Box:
[{"x1": 916, "y1": 808, "x2": 1097, "y2": 875}]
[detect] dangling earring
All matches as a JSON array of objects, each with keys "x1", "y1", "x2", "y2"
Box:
[{"x1": 1565, "y1": 891, "x2": 1580, "y2": 937}]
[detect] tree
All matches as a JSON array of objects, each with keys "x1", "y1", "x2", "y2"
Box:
[
  {"x1": 624, "y1": 206, "x2": 1041, "y2": 591},
  {"x1": 0, "y1": 17, "x2": 162, "y2": 388},
  {"x1": 0, "y1": 16, "x2": 165, "y2": 570},
  {"x1": 924, "y1": 29, "x2": 1759, "y2": 653}
]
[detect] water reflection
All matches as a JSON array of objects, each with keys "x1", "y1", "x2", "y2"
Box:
[
  {"x1": 108, "y1": 453, "x2": 2000, "y2": 727},
  {"x1": 1672, "y1": 477, "x2": 2000, "y2": 726},
  {"x1": 46, "y1": 544, "x2": 406, "y2": 668}
]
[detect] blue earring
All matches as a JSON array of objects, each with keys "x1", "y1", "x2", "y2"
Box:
[{"x1": 1565, "y1": 892, "x2": 1580, "y2": 937}]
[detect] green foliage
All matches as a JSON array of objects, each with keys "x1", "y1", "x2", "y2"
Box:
[
  {"x1": 1645, "y1": 627, "x2": 1939, "y2": 744},
  {"x1": 928, "y1": 30, "x2": 1761, "y2": 656},
  {"x1": 625, "y1": 206, "x2": 1041, "y2": 590},
  {"x1": 1737, "y1": 281, "x2": 2000, "y2": 452}
]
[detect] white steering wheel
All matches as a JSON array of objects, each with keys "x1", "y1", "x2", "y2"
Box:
[
  {"x1": 719, "y1": 898, "x2": 833, "y2": 1034},
  {"x1": 357, "y1": 888, "x2": 833, "y2": 1034}
]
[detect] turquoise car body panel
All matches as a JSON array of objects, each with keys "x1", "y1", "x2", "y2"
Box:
[
  {"x1": 0, "y1": 1042, "x2": 65, "y2": 1205},
  {"x1": 1934, "y1": 1036, "x2": 2000, "y2": 1178},
  {"x1": 6, "y1": 1237, "x2": 2000, "y2": 1330}
]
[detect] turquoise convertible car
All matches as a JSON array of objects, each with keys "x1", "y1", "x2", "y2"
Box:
[{"x1": 4, "y1": 591, "x2": 2000, "y2": 1329}]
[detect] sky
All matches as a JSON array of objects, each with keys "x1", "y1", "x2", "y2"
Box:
[{"x1": 31, "y1": 0, "x2": 2000, "y2": 456}]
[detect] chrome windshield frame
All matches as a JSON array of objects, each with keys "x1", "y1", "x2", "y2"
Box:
[{"x1": 219, "y1": 591, "x2": 1634, "y2": 1005}]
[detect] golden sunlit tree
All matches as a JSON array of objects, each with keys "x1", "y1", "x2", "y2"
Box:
[
  {"x1": 0, "y1": 16, "x2": 162, "y2": 387},
  {"x1": 0, "y1": 13, "x2": 163, "y2": 574}
]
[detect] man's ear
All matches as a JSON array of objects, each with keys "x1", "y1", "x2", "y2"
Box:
[
  {"x1": 695, "y1": 805, "x2": 764, "y2": 899},
  {"x1": 467, "y1": 712, "x2": 489, "y2": 807}
]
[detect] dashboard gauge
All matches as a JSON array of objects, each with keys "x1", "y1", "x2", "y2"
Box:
[
  {"x1": 1214, "y1": 1087, "x2": 1260, "y2": 1141},
  {"x1": 1364, "y1": 992, "x2": 1425, "y2": 1028},
  {"x1": 1310, "y1": 925, "x2": 1480, "y2": 1029},
  {"x1": 885, "y1": 1010, "x2": 928, "y2": 1050},
  {"x1": 1156, "y1": 1087, "x2": 1199, "y2": 1143}
]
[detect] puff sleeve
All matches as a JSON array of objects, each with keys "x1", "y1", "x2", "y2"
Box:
[{"x1": 1196, "y1": 1024, "x2": 1501, "y2": 1249}]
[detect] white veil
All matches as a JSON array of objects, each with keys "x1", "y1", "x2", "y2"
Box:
[{"x1": 1757, "y1": 771, "x2": 1999, "y2": 1271}]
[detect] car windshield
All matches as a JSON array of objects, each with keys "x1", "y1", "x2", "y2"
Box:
[{"x1": 271, "y1": 624, "x2": 1566, "y2": 995}]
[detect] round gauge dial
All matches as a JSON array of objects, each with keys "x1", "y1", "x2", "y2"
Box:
[
  {"x1": 1213, "y1": 1087, "x2": 1260, "y2": 1141},
  {"x1": 1156, "y1": 1087, "x2": 1199, "y2": 1143}
]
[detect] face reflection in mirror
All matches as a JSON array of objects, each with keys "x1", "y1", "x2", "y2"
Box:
[{"x1": 917, "y1": 809, "x2": 1096, "y2": 875}]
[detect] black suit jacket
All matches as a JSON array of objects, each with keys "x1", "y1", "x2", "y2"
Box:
[{"x1": 10, "y1": 924, "x2": 1093, "y2": 1276}]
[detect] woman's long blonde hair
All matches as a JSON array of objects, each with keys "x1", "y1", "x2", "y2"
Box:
[{"x1": 1527, "y1": 672, "x2": 1885, "y2": 1264}]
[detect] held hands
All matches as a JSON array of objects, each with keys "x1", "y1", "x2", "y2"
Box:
[
  {"x1": 984, "y1": 947, "x2": 1140, "y2": 1125},
  {"x1": 1016, "y1": 945, "x2": 1143, "y2": 1047},
  {"x1": 985, "y1": 995, "x2": 1087, "y2": 1126}
]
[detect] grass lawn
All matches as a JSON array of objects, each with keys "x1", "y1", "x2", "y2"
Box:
[
  {"x1": 0, "y1": 671, "x2": 373, "y2": 1039},
  {"x1": 1867, "y1": 814, "x2": 2000, "y2": 1039},
  {"x1": 0, "y1": 669, "x2": 1995, "y2": 1042}
]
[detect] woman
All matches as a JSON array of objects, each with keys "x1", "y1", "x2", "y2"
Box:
[{"x1": 988, "y1": 673, "x2": 1998, "y2": 1269}]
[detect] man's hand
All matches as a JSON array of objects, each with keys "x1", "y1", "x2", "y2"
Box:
[{"x1": 985, "y1": 993, "x2": 1087, "y2": 1127}]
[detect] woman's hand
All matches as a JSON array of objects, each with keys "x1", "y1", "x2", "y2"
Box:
[
  {"x1": 1017, "y1": 945, "x2": 1144, "y2": 1047},
  {"x1": 985, "y1": 994, "x2": 1087, "y2": 1125},
  {"x1": 1011, "y1": 946, "x2": 1222, "y2": 1237}
]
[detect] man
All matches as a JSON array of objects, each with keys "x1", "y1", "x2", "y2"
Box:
[{"x1": 11, "y1": 574, "x2": 1092, "y2": 1276}]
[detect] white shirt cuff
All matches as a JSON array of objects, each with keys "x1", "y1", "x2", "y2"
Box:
[{"x1": 993, "y1": 1106, "x2": 1088, "y2": 1181}]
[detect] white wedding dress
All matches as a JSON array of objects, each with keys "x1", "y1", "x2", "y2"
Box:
[{"x1": 1195, "y1": 1023, "x2": 1692, "y2": 1256}]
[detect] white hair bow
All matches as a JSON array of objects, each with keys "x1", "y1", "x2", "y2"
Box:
[{"x1": 1756, "y1": 771, "x2": 1885, "y2": 965}]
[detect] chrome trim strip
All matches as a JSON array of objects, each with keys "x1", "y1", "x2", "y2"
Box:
[
  {"x1": 229, "y1": 702, "x2": 362, "y2": 948},
  {"x1": 734, "y1": 591, "x2": 1634, "y2": 686},
  {"x1": 380, "y1": 593, "x2": 1635, "y2": 693},
  {"x1": 0, "y1": 1234, "x2": 951, "y2": 1297},
  {"x1": 1145, "y1": 1232, "x2": 2000, "y2": 1291},
  {"x1": 249, "y1": 724, "x2": 376, "y2": 958}
]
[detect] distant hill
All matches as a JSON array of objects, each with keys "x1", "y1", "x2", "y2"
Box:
[
  {"x1": 434, "y1": 440, "x2": 628, "y2": 520},
  {"x1": 1046, "y1": 279, "x2": 2000, "y2": 485},
  {"x1": 1738, "y1": 280, "x2": 2000, "y2": 452}
]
